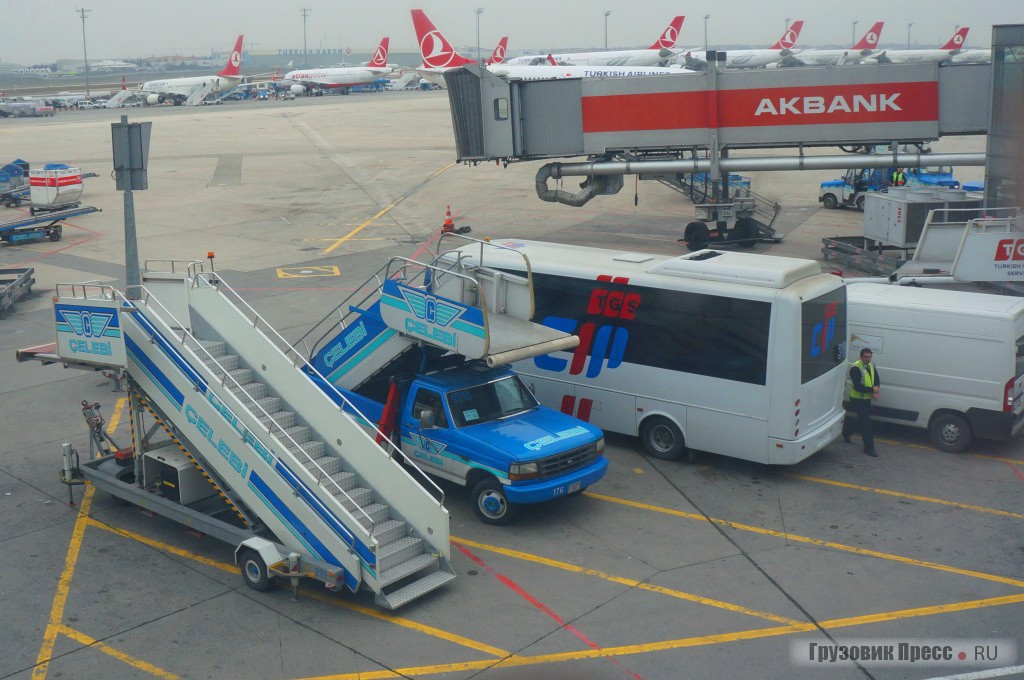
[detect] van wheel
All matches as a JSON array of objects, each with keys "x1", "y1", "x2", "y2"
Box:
[
  {"x1": 821, "y1": 194, "x2": 838, "y2": 209},
  {"x1": 855, "y1": 195, "x2": 866, "y2": 211},
  {"x1": 641, "y1": 416, "x2": 685, "y2": 461},
  {"x1": 471, "y1": 478, "x2": 517, "y2": 525},
  {"x1": 929, "y1": 413, "x2": 971, "y2": 453},
  {"x1": 239, "y1": 549, "x2": 273, "y2": 592}
]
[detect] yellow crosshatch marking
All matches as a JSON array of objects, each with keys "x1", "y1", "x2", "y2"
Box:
[{"x1": 276, "y1": 265, "x2": 340, "y2": 279}]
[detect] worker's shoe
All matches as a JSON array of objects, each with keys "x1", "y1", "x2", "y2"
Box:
[
  {"x1": 843, "y1": 434, "x2": 852, "y2": 444},
  {"x1": 863, "y1": 449, "x2": 878, "y2": 458}
]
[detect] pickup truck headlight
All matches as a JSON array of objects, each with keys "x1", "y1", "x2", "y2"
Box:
[
  {"x1": 596, "y1": 438, "x2": 605, "y2": 455},
  {"x1": 509, "y1": 461, "x2": 539, "y2": 480}
]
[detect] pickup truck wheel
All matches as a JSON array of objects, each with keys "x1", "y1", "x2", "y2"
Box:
[
  {"x1": 821, "y1": 194, "x2": 838, "y2": 210},
  {"x1": 239, "y1": 549, "x2": 273, "y2": 592},
  {"x1": 929, "y1": 412, "x2": 972, "y2": 453},
  {"x1": 641, "y1": 416, "x2": 685, "y2": 461},
  {"x1": 471, "y1": 478, "x2": 516, "y2": 525},
  {"x1": 855, "y1": 195, "x2": 866, "y2": 211}
]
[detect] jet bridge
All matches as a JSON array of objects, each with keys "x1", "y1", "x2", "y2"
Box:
[{"x1": 444, "y1": 62, "x2": 990, "y2": 208}]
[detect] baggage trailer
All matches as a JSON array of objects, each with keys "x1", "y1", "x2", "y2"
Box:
[
  {"x1": 0, "y1": 205, "x2": 100, "y2": 245},
  {"x1": 0, "y1": 267, "x2": 35, "y2": 315}
]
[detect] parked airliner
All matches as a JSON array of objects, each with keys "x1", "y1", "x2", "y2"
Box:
[
  {"x1": 676, "y1": 21, "x2": 804, "y2": 70},
  {"x1": 863, "y1": 27, "x2": 969, "y2": 64},
  {"x1": 137, "y1": 35, "x2": 245, "y2": 106},
  {"x1": 284, "y1": 37, "x2": 394, "y2": 95},
  {"x1": 780, "y1": 22, "x2": 884, "y2": 66},
  {"x1": 503, "y1": 16, "x2": 685, "y2": 67}
]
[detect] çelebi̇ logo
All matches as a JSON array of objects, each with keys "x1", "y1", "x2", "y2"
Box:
[
  {"x1": 421, "y1": 30, "x2": 454, "y2": 67},
  {"x1": 782, "y1": 28, "x2": 798, "y2": 47},
  {"x1": 994, "y1": 238, "x2": 1024, "y2": 261},
  {"x1": 57, "y1": 307, "x2": 117, "y2": 357},
  {"x1": 399, "y1": 287, "x2": 465, "y2": 347}
]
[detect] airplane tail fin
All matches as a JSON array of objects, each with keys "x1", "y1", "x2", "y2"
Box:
[
  {"x1": 648, "y1": 15, "x2": 685, "y2": 50},
  {"x1": 546, "y1": 54, "x2": 558, "y2": 66},
  {"x1": 121, "y1": 76, "x2": 127, "y2": 90},
  {"x1": 853, "y1": 22, "x2": 883, "y2": 50},
  {"x1": 411, "y1": 9, "x2": 475, "y2": 68},
  {"x1": 369, "y1": 37, "x2": 390, "y2": 67},
  {"x1": 272, "y1": 68, "x2": 279, "y2": 82},
  {"x1": 941, "y1": 27, "x2": 969, "y2": 51},
  {"x1": 487, "y1": 37, "x2": 508, "y2": 65},
  {"x1": 771, "y1": 20, "x2": 804, "y2": 50},
  {"x1": 217, "y1": 35, "x2": 244, "y2": 77}
]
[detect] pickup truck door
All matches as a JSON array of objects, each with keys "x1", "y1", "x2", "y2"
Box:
[{"x1": 402, "y1": 387, "x2": 459, "y2": 481}]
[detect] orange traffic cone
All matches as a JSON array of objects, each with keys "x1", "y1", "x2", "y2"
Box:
[{"x1": 442, "y1": 205, "x2": 455, "y2": 233}]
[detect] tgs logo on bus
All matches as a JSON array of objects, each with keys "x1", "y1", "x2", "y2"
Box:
[
  {"x1": 810, "y1": 301, "x2": 839, "y2": 358},
  {"x1": 536, "y1": 275, "x2": 637, "y2": 379}
]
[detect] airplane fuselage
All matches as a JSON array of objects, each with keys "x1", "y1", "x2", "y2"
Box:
[
  {"x1": 864, "y1": 49, "x2": 961, "y2": 64},
  {"x1": 283, "y1": 67, "x2": 393, "y2": 89},
  {"x1": 141, "y1": 75, "x2": 241, "y2": 98},
  {"x1": 506, "y1": 49, "x2": 670, "y2": 67}
]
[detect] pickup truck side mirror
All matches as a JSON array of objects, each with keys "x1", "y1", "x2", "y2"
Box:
[{"x1": 418, "y1": 408, "x2": 435, "y2": 429}]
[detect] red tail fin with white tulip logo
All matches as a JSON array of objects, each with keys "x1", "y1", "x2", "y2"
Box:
[
  {"x1": 648, "y1": 16, "x2": 685, "y2": 50},
  {"x1": 940, "y1": 27, "x2": 969, "y2": 51},
  {"x1": 411, "y1": 9, "x2": 475, "y2": 68},
  {"x1": 852, "y1": 22, "x2": 883, "y2": 50},
  {"x1": 217, "y1": 35, "x2": 244, "y2": 77},
  {"x1": 369, "y1": 37, "x2": 390, "y2": 67},
  {"x1": 487, "y1": 37, "x2": 508, "y2": 65},
  {"x1": 771, "y1": 20, "x2": 804, "y2": 50}
]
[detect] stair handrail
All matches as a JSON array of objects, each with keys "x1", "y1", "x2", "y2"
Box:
[
  {"x1": 115, "y1": 282, "x2": 383, "y2": 527},
  {"x1": 188, "y1": 272, "x2": 447, "y2": 506}
]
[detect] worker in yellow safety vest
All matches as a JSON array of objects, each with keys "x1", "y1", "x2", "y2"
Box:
[
  {"x1": 842, "y1": 347, "x2": 881, "y2": 457},
  {"x1": 891, "y1": 169, "x2": 907, "y2": 186}
]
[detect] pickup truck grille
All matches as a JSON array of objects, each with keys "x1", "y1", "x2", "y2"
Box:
[{"x1": 537, "y1": 443, "x2": 600, "y2": 480}]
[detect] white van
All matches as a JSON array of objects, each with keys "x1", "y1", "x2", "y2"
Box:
[{"x1": 846, "y1": 283, "x2": 1024, "y2": 452}]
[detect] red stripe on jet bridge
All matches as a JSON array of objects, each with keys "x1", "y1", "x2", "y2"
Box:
[{"x1": 583, "y1": 81, "x2": 938, "y2": 133}]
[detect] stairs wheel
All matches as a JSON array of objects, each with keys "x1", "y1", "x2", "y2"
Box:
[
  {"x1": 683, "y1": 222, "x2": 709, "y2": 252},
  {"x1": 733, "y1": 217, "x2": 758, "y2": 248},
  {"x1": 240, "y1": 549, "x2": 273, "y2": 592}
]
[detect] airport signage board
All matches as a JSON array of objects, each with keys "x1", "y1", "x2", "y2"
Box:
[{"x1": 581, "y1": 64, "x2": 940, "y2": 153}]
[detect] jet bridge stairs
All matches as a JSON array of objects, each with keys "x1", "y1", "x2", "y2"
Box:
[{"x1": 49, "y1": 260, "x2": 455, "y2": 610}]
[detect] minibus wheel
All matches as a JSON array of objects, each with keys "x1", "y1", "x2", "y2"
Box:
[{"x1": 641, "y1": 417, "x2": 685, "y2": 461}]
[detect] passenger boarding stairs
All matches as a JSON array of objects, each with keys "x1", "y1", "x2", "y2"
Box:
[
  {"x1": 57, "y1": 261, "x2": 454, "y2": 609},
  {"x1": 298, "y1": 235, "x2": 580, "y2": 393}
]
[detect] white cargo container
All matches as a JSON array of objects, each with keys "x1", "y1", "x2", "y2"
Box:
[
  {"x1": 29, "y1": 167, "x2": 83, "y2": 207},
  {"x1": 847, "y1": 283, "x2": 1024, "y2": 452}
]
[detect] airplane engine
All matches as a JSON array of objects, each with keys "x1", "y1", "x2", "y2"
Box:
[
  {"x1": 146, "y1": 94, "x2": 164, "y2": 105},
  {"x1": 289, "y1": 84, "x2": 307, "y2": 95}
]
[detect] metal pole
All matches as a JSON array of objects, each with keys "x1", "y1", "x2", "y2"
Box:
[
  {"x1": 852, "y1": 20, "x2": 858, "y2": 46},
  {"x1": 907, "y1": 22, "x2": 913, "y2": 49},
  {"x1": 703, "y1": 15, "x2": 710, "y2": 51},
  {"x1": 118, "y1": 115, "x2": 141, "y2": 299},
  {"x1": 785, "y1": 17, "x2": 791, "y2": 33},
  {"x1": 77, "y1": 8, "x2": 91, "y2": 98},
  {"x1": 476, "y1": 8, "x2": 483, "y2": 63},
  {"x1": 604, "y1": 11, "x2": 611, "y2": 50},
  {"x1": 301, "y1": 7, "x2": 311, "y2": 66}
]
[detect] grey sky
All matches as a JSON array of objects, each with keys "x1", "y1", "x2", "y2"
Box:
[{"x1": 2, "y1": 0, "x2": 1019, "y2": 65}]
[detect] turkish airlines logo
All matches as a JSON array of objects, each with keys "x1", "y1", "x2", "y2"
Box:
[
  {"x1": 658, "y1": 26, "x2": 678, "y2": 49},
  {"x1": 781, "y1": 28, "x2": 798, "y2": 49},
  {"x1": 373, "y1": 45, "x2": 387, "y2": 65},
  {"x1": 421, "y1": 30, "x2": 455, "y2": 67},
  {"x1": 953, "y1": 33, "x2": 965, "y2": 46},
  {"x1": 994, "y1": 239, "x2": 1024, "y2": 261},
  {"x1": 865, "y1": 32, "x2": 879, "y2": 47},
  {"x1": 492, "y1": 44, "x2": 505, "y2": 62},
  {"x1": 230, "y1": 50, "x2": 241, "y2": 68}
]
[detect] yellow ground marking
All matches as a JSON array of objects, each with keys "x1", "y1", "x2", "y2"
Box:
[
  {"x1": 322, "y1": 162, "x2": 456, "y2": 254},
  {"x1": 86, "y1": 519, "x2": 508, "y2": 657},
  {"x1": 583, "y1": 491, "x2": 1024, "y2": 589},
  {"x1": 296, "y1": 593, "x2": 1024, "y2": 680},
  {"x1": 106, "y1": 398, "x2": 127, "y2": 434},
  {"x1": 453, "y1": 536, "x2": 800, "y2": 625},
  {"x1": 971, "y1": 453, "x2": 1024, "y2": 465},
  {"x1": 33, "y1": 486, "x2": 95, "y2": 680},
  {"x1": 276, "y1": 265, "x2": 341, "y2": 279},
  {"x1": 58, "y1": 625, "x2": 179, "y2": 679},
  {"x1": 786, "y1": 473, "x2": 1024, "y2": 520}
]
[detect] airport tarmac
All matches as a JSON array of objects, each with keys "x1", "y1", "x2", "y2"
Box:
[{"x1": 1, "y1": 92, "x2": 1020, "y2": 680}]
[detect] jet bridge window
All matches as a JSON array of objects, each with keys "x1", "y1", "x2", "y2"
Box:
[{"x1": 494, "y1": 98, "x2": 509, "y2": 121}]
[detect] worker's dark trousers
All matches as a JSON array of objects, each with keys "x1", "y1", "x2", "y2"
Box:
[{"x1": 843, "y1": 397, "x2": 875, "y2": 454}]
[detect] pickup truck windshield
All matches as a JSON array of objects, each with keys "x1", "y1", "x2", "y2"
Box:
[{"x1": 447, "y1": 375, "x2": 539, "y2": 427}]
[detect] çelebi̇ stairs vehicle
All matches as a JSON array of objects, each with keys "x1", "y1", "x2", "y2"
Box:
[{"x1": 20, "y1": 238, "x2": 606, "y2": 607}]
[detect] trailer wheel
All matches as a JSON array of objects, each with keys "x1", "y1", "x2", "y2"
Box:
[
  {"x1": 239, "y1": 549, "x2": 273, "y2": 592},
  {"x1": 640, "y1": 416, "x2": 685, "y2": 461},
  {"x1": 684, "y1": 222, "x2": 709, "y2": 251},
  {"x1": 471, "y1": 477, "x2": 517, "y2": 525},
  {"x1": 855, "y1": 195, "x2": 866, "y2": 211},
  {"x1": 733, "y1": 217, "x2": 758, "y2": 248},
  {"x1": 48, "y1": 229, "x2": 62, "y2": 242},
  {"x1": 821, "y1": 194, "x2": 838, "y2": 210},
  {"x1": 928, "y1": 412, "x2": 972, "y2": 453}
]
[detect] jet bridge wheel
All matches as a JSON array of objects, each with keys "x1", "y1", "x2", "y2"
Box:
[
  {"x1": 239, "y1": 549, "x2": 273, "y2": 592},
  {"x1": 732, "y1": 218, "x2": 759, "y2": 248},
  {"x1": 683, "y1": 222, "x2": 710, "y2": 252}
]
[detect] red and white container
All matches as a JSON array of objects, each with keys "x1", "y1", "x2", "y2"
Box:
[{"x1": 29, "y1": 167, "x2": 83, "y2": 207}]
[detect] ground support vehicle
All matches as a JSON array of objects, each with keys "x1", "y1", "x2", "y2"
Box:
[
  {"x1": 440, "y1": 238, "x2": 848, "y2": 466},
  {"x1": 682, "y1": 196, "x2": 782, "y2": 251},
  {"x1": 820, "y1": 166, "x2": 963, "y2": 212},
  {"x1": 0, "y1": 267, "x2": 35, "y2": 315},
  {"x1": 17, "y1": 260, "x2": 456, "y2": 610},
  {"x1": 0, "y1": 183, "x2": 30, "y2": 208},
  {"x1": 0, "y1": 205, "x2": 100, "y2": 245},
  {"x1": 297, "y1": 238, "x2": 608, "y2": 525},
  {"x1": 847, "y1": 283, "x2": 1024, "y2": 453}
]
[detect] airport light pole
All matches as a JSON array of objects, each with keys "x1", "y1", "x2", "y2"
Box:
[
  {"x1": 301, "y1": 7, "x2": 311, "y2": 66},
  {"x1": 76, "y1": 8, "x2": 91, "y2": 98},
  {"x1": 604, "y1": 11, "x2": 611, "y2": 50},
  {"x1": 785, "y1": 17, "x2": 791, "y2": 33},
  {"x1": 906, "y1": 22, "x2": 913, "y2": 49},
  {"x1": 476, "y1": 8, "x2": 483, "y2": 63},
  {"x1": 852, "y1": 20, "x2": 858, "y2": 46},
  {"x1": 703, "y1": 14, "x2": 710, "y2": 52}
]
